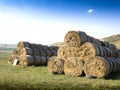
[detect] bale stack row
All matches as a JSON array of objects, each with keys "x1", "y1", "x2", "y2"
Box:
[
  {"x1": 8, "y1": 41, "x2": 58, "y2": 66},
  {"x1": 48, "y1": 30, "x2": 120, "y2": 78}
]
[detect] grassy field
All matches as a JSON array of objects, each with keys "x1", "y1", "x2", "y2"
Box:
[{"x1": 1, "y1": 50, "x2": 120, "y2": 90}]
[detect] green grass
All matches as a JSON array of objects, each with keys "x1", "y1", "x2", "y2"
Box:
[{"x1": 0, "y1": 52, "x2": 120, "y2": 90}]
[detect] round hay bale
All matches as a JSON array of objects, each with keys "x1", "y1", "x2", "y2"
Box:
[
  {"x1": 79, "y1": 42, "x2": 100, "y2": 61},
  {"x1": 21, "y1": 55, "x2": 35, "y2": 66},
  {"x1": 13, "y1": 48, "x2": 20, "y2": 55},
  {"x1": 43, "y1": 45, "x2": 49, "y2": 50},
  {"x1": 34, "y1": 56, "x2": 42, "y2": 66},
  {"x1": 48, "y1": 56, "x2": 64, "y2": 74},
  {"x1": 103, "y1": 41, "x2": 109, "y2": 47},
  {"x1": 49, "y1": 46, "x2": 59, "y2": 50},
  {"x1": 39, "y1": 50, "x2": 47, "y2": 56},
  {"x1": 8, "y1": 55, "x2": 17, "y2": 64},
  {"x1": 51, "y1": 50, "x2": 57, "y2": 56},
  {"x1": 32, "y1": 48, "x2": 40, "y2": 56},
  {"x1": 64, "y1": 31, "x2": 88, "y2": 47},
  {"x1": 64, "y1": 57, "x2": 84, "y2": 77},
  {"x1": 84, "y1": 56, "x2": 110, "y2": 78},
  {"x1": 57, "y1": 45, "x2": 68, "y2": 61},
  {"x1": 30, "y1": 43, "x2": 38, "y2": 48},
  {"x1": 46, "y1": 56, "x2": 50, "y2": 61},
  {"x1": 111, "y1": 57, "x2": 119, "y2": 72},
  {"x1": 19, "y1": 47, "x2": 33, "y2": 55},
  {"x1": 104, "y1": 57, "x2": 114, "y2": 74},
  {"x1": 41, "y1": 56, "x2": 47, "y2": 65},
  {"x1": 57, "y1": 45, "x2": 82, "y2": 61},
  {"x1": 17, "y1": 41, "x2": 30, "y2": 49},
  {"x1": 98, "y1": 45, "x2": 104, "y2": 56},
  {"x1": 90, "y1": 37, "x2": 101, "y2": 45},
  {"x1": 37, "y1": 44, "x2": 44, "y2": 50},
  {"x1": 109, "y1": 43, "x2": 116, "y2": 49},
  {"x1": 46, "y1": 50, "x2": 53, "y2": 56}
]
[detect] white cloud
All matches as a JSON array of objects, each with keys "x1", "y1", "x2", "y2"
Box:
[{"x1": 87, "y1": 9, "x2": 94, "y2": 13}]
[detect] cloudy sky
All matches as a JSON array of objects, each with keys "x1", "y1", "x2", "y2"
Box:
[{"x1": 0, "y1": 0, "x2": 120, "y2": 44}]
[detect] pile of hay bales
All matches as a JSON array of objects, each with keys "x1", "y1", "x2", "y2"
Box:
[
  {"x1": 48, "y1": 30, "x2": 120, "y2": 78},
  {"x1": 8, "y1": 41, "x2": 58, "y2": 66}
]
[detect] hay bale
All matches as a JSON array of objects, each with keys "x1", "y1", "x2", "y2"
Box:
[
  {"x1": 84, "y1": 56, "x2": 111, "y2": 78},
  {"x1": 34, "y1": 56, "x2": 42, "y2": 66},
  {"x1": 30, "y1": 43, "x2": 38, "y2": 48},
  {"x1": 49, "y1": 46, "x2": 59, "y2": 50},
  {"x1": 21, "y1": 55, "x2": 35, "y2": 66},
  {"x1": 57, "y1": 45, "x2": 82, "y2": 61},
  {"x1": 51, "y1": 50, "x2": 57, "y2": 56},
  {"x1": 17, "y1": 41, "x2": 30, "y2": 49},
  {"x1": 39, "y1": 50, "x2": 47, "y2": 56},
  {"x1": 64, "y1": 31, "x2": 102, "y2": 47},
  {"x1": 19, "y1": 47, "x2": 33, "y2": 55},
  {"x1": 13, "y1": 48, "x2": 20, "y2": 55},
  {"x1": 48, "y1": 56, "x2": 64, "y2": 74},
  {"x1": 8, "y1": 55, "x2": 21, "y2": 65},
  {"x1": 32, "y1": 48, "x2": 40, "y2": 56},
  {"x1": 41, "y1": 56, "x2": 47, "y2": 65},
  {"x1": 8, "y1": 55, "x2": 17, "y2": 64},
  {"x1": 46, "y1": 50, "x2": 53, "y2": 56},
  {"x1": 43, "y1": 45, "x2": 49, "y2": 50},
  {"x1": 64, "y1": 31, "x2": 88, "y2": 47},
  {"x1": 79, "y1": 42, "x2": 100, "y2": 61},
  {"x1": 64, "y1": 57, "x2": 84, "y2": 77},
  {"x1": 37, "y1": 44, "x2": 44, "y2": 50},
  {"x1": 57, "y1": 45, "x2": 68, "y2": 61}
]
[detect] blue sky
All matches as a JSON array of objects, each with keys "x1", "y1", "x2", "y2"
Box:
[{"x1": 0, "y1": 0, "x2": 120, "y2": 44}]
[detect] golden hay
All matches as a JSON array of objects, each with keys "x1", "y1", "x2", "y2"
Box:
[
  {"x1": 8, "y1": 55, "x2": 22, "y2": 65},
  {"x1": 13, "y1": 48, "x2": 20, "y2": 55},
  {"x1": 57, "y1": 45, "x2": 68, "y2": 61},
  {"x1": 64, "y1": 57, "x2": 84, "y2": 77},
  {"x1": 48, "y1": 56, "x2": 64, "y2": 74},
  {"x1": 21, "y1": 55, "x2": 35, "y2": 66},
  {"x1": 17, "y1": 41, "x2": 30, "y2": 49},
  {"x1": 64, "y1": 31, "x2": 102, "y2": 47},
  {"x1": 64, "y1": 31, "x2": 88, "y2": 47},
  {"x1": 8, "y1": 55, "x2": 17, "y2": 64},
  {"x1": 84, "y1": 56, "x2": 111, "y2": 78},
  {"x1": 19, "y1": 47, "x2": 33, "y2": 55},
  {"x1": 79, "y1": 42, "x2": 119, "y2": 62},
  {"x1": 79, "y1": 42, "x2": 100, "y2": 61},
  {"x1": 57, "y1": 45, "x2": 82, "y2": 61}
]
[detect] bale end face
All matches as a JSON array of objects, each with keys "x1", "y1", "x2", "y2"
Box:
[
  {"x1": 48, "y1": 56, "x2": 64, "y2": 74},
  {"x1": 64, "y1": 57, "x2": 84, "y2": 77}
]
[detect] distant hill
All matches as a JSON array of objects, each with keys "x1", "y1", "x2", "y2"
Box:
[
  {"x1": 103, "y1": 34, "x2": 120, "y2": 49},
  {"x1": 51, "y1": 42, "x2": 64, "y2": 47},
  {"x1": 0, "y1": 44, "x2": 16, "y2": 51}
]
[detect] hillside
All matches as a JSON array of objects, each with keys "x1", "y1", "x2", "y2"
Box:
[{"x1": 103, "y1": 34, "x2": 120, "y2": 49}]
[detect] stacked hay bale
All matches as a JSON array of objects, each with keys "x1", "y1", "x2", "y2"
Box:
[
  {"x1": 48, "y1": 30, "x2": 120, "y2": 78},
  {"x1": 8, "y1": 41, "x2": 58, "y2": 66},
  {"x1": 84, "y1": 56, "x2": 120, "y2": 78}
]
